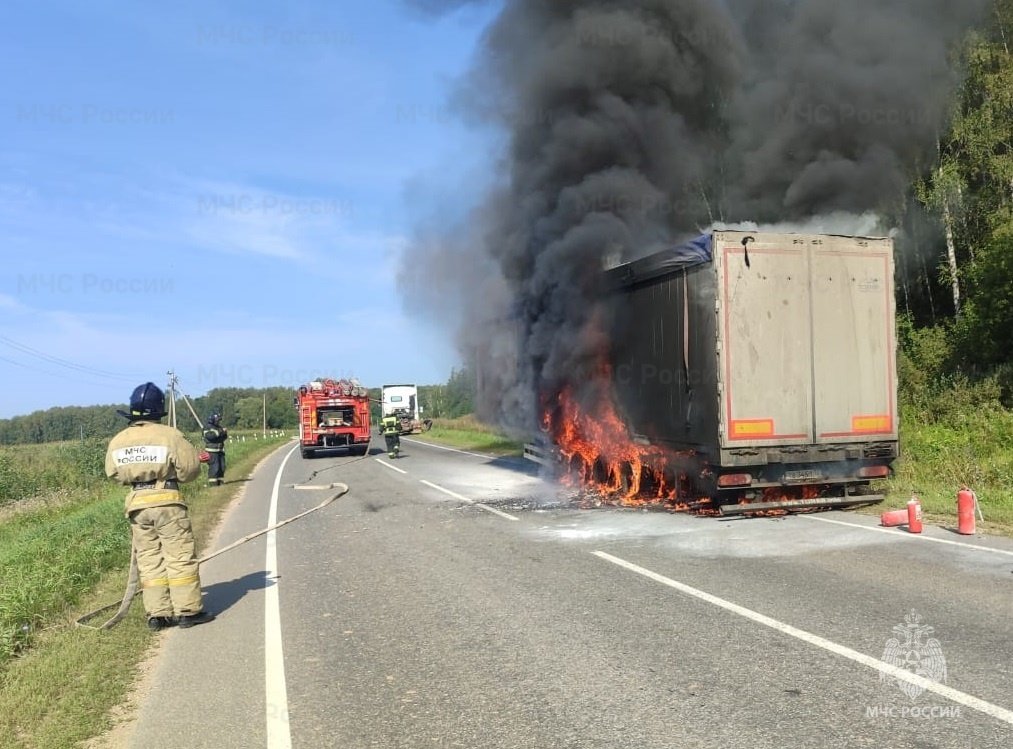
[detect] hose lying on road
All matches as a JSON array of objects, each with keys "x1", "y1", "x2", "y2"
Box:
[{"x1": 76, "y1": 482, "x2": 350, "y2": 630}]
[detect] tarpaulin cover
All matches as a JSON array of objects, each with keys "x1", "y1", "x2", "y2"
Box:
[{"x1": 606, "y1": 234, "x2": 713, "y2": 288}]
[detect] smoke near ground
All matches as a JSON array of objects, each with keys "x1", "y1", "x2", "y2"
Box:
[{"x1": 399, "y1": 0, "x2": 990, "y2": 433}]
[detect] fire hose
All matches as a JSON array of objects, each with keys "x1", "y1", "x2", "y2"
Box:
[{"x1": 75, "y1": 482, "x2": 349, "y2": 630}]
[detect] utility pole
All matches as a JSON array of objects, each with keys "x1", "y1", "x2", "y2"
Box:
[
  {"x1": 166, "y1": 370, "x2": 178, "y2": 428},
  {"x1": 262, "y1": 393, "x2": 267, "y2": 437}
]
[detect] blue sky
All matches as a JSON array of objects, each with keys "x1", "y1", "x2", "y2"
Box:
[{"x1": 0, "y1": 0, "x2": 500, "y2": 418}]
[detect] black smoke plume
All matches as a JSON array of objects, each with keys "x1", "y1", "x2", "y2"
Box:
[{"x1": 399, "y1": 0, "x2": 989, "y2": 433}]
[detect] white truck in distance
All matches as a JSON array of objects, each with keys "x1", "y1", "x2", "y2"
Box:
[{"x1": 381, "y1": 384, "x2": 432, "y2": 435}]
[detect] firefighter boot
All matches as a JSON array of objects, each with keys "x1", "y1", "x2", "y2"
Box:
[{"x1": 178, "y1": 610, "x2": 216, "y2": 628}]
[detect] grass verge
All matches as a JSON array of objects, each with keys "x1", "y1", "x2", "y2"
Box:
[
  {"x1": 0, "y1": 434, "x2": 290, "y2": 749},
  {"x1": 410, "y1": 415, "x2": 524, "y2": 456},
  {"x1": 852, "y1": 407, "x2": 1013, "y2": 536}
]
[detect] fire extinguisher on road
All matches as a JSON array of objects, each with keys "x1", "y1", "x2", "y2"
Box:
[
  {"x1": 907, "y1": 495, "x2": 923, "y2": 534},
  {"x1": 957, "y1": 487, "x2": 979, "y2": 535}
]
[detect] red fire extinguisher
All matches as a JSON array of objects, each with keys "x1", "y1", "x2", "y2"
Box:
[
  {"x1": 907, "y1": 495, "x2": 923, "y2": 534},
  {"x1": 957, "y1": 488, "x2": 977, "y2": 535},
  {"x1": 880, "y1": 509, "x2": 908, "y2": 527}
]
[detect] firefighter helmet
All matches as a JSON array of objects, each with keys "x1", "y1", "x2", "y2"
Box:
[
  {"x1": 125, "y1": 382, "x2": 166, "y2": 421},
  {"x1": 207, "y1": 413, "x2": 221, "y2": 427}
]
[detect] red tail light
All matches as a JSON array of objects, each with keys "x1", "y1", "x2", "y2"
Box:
[{"x1": 717, "y1": 473, "x2": 753, "y2": 488}]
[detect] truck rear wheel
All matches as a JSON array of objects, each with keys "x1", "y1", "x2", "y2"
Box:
[{"x1": 301, "y1": 447, "x2": 315, "y2": 459}]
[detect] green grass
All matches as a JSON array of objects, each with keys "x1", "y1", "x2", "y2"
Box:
[
  {"x1": 0, "y1": 434, "x2": 290, "y2": 749},
  {"x1": 411, "y1": 415, "x2": 524, "y2": 456},
  {"x1": 0, "y1": 439, "x2": 107, "y2": 506},
  {"x1": 876, "y1": 406, "x2": 1013, "y2": 533}
]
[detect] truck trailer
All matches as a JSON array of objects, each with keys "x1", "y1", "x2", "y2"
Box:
[
  {"x1": 601, "y1": 230, "x2": 898, "y2": 514},
  {"x1": 296, "y1": 378, "x2": 372, "y2": 458}
]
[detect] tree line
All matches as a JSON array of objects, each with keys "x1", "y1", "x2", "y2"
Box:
[
  {"x1": 0, "y1": 372, "x2": 478, "y2": 446},
  {"x1": 898, "y1": 3, "x2": 1013, "y2": 412}
]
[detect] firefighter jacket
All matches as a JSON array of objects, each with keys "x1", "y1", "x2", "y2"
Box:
[
  {"x1": 105, "y1": 421, "x2": 201, "y2": 515},
  {"x1": 202, "y1": 424, "x2": 228, "y2": 452},
  {"x1": 381, "y1": 416, "x2": 400, "y2": 436}
]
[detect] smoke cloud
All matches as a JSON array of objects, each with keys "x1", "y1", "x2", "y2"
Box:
[{"x1": 399, "y1": 0, "x2": 989, "y2": 433}]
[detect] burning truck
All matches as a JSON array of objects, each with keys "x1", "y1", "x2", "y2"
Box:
[{"x1": 539, "y1": 230, "x2": 899, "y2": 515}]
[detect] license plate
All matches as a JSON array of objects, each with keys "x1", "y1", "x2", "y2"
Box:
[{"x1": 784, "y1": 469, "x2": 823, "y2": 483}]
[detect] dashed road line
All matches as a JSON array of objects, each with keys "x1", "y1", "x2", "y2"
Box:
[
  {"x1": 419, "y1": 479, "x2": 519, "y2": 521},
  {"x1": 374, "y1": 458, "x2": 408, "y2": 475}
]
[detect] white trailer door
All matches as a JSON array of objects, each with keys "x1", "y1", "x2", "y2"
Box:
[
  {"x1": 810, "y1": 237, "x2": 898, "y2": 443},
  {"x1": 716, "y1": 233, "x2": 814, "y2": 447}
]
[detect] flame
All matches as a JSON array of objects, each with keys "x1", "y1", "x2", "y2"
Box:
[
  {"x1": 540, "y1": 361, "x2": 832, "y2": 518},
  {"x1": 542, "y1": 372, "x2": 704, "y2": 511}
]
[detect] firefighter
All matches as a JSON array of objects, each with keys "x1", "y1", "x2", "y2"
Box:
[
  {"x1": 381, "y1": 413, "x2": 401, "y2": 458},
  {"x1": 202, "y1": 412, "x2": 228, "y2": 486},
  {"x1": 105, "y1": 382, "x2": 215, "y2": 630}
]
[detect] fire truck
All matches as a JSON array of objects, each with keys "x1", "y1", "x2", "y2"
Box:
[{"x1": 295, "y1": 378, "x2": 372, "y2": 458}]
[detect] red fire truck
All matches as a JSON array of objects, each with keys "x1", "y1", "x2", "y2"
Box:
[{"x1": 295, "y1": 378, "x2": 372, "y2": 458}]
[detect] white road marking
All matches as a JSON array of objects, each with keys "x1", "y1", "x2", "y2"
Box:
[
  {"x1": 266, "y1": 445, "x2": 299, "y2": 748},
  {"x1": 800, "y1": 515, "x2": 1013, "y2": 558},
  {"x1": 374, "y1": 458, "x2": 408, "y2": 475},
  {"x1": 419, "y1": 479, "x2": 472, "y2": 502},
  {"x1": 419, "y1": 479, "x2": 519, "y2": 521},
  {"x1": 475, "y1": 504, "x2": 520, "y2": 522},
  {"x1": 403, "y1": 438, "x2": 498, "y2": 460},
  {"x1": 593, "y1": 550, "x2": 1013, "y2": 727}
]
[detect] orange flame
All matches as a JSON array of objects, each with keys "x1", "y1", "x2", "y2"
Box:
[{"x1": 543, "y1": 371, "x2": 703, "y2": 511}]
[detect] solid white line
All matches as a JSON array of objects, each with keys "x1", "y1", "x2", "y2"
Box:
[
  {"x1": 800, "y1": 515, "x2": 1013, "y2": 558},
  {"x1": 419, "y1": 479, "x2": 519, "y2": 521},
  {"x1": 374, "y1": 458, "x2": 408, "y2": 475},
  {"x1": 402, "y1": 438, "x2": 494, "y2": 460},
  {"x1": 266, "y1": 445, "x2": 298, "y2": 748},
  {"x1": 592, "y1": 551, "x2": 1013, "y2": 727}
]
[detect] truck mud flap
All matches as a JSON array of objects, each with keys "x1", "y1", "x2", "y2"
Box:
[{"x1": 719, "y1": 494, "x2": 884, "y2": 516}]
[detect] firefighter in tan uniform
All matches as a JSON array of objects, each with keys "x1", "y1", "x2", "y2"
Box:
[{"x1": 105, "y1": 382, "x2": 216, "y2": 630}]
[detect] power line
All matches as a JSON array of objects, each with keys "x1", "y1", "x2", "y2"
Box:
[
  {"x1": 0, "y1": 335, "x2": 143, "y2": 382},
  {"x1": 0, "y1": 352, "x2": 125, "y2": 390}
]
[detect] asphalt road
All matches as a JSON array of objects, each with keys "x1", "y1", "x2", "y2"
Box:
[{"x1": 125, "y1": 438, "x2": 1013, "y2": 749}]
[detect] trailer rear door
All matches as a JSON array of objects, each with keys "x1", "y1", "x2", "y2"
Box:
[
  {"x1": 810, "y1": 236, "x2": 897, "y2": 443},
  {"x1": 715, "y1": 232, "x2": 814, "y2": 446},
  {"x1": 716, "y1": 231, "x2": 897, "y2": 449}
]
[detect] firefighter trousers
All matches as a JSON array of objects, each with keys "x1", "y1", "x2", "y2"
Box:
[
  {"x1": 128, "y1": 504, "x2": 204, "y2": 617},
  {"x1": 207, "y1": 450, "x2": 225, "y2": 485}
]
